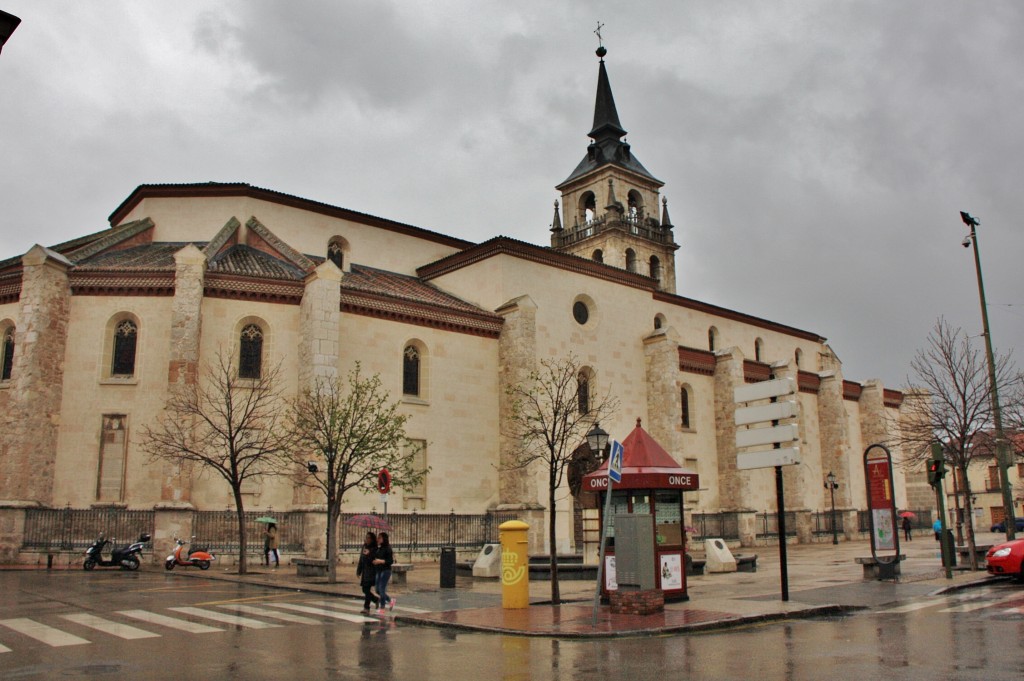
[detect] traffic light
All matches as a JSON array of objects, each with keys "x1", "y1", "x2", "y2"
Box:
[{"x1": 927, "y1": 459, "x2": 945, "y2": 487}]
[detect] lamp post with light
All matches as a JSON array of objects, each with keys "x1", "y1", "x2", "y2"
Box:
[
  {"x1": 960, "y1": 211, "x2": 1015, "y2": 541},
  {"x1": 825, "y1": 471, "x2": 839, "y2": 545},
  {"x1": 586, "y1": 423, "x2": 610, "y2": 628}
]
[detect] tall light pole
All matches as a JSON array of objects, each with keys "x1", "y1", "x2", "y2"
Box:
[
  {"x1": 960, "y1": 211, "x2": 1015, "y2": 540},
  {"x1": 825, "y1": 471, "x2": 839, "y2": 545}
]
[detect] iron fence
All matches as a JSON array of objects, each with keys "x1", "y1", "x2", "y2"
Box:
[
  {"x1": 811, "y1": 511, "x2": 844, "y2": 535},
  {"x1": 756, "y1": 511, "x2": 798, "y2": 538},
  {"x1": 857, "y1": 509, "x2": 931, "y2": 534},
  {"x1": 691, "y1": 512, "x2": 741, "y2": 541},
  {"x1": 338, "y1": 510, "x2": 520, "y2": 552},
  {"x1": 192, "y1": 510, "x2": 306, "y2": 555},
  {"x1": 22, "y1": 508, "x2": 155, "y2": 552}
]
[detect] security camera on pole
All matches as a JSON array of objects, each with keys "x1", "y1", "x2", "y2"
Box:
[{"x1": 734, "y1": 375, "x2": 799, "y2": 602}]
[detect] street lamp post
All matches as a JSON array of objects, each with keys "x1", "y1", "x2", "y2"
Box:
[
  {"x1": 587, "y1": 423, "x2": 610, "y2": 628},
  {"x1": 960, "y1": 211, "x2": 1015, "y2": 541},
  {"x1": 825, "y1": 471, "x2": 839, "y2": 545}
]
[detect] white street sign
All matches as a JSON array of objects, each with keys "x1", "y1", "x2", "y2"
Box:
[
  {"x1": 734, "y1": 377, "x2": 796, "y2": 404},
  {"x1": 735, "y1": 401, "x2": 798, "y2": 426},
  {"x1": 737, "y1": 447, "x2": 801, "y2": 470},
  {"x1": 736, "y1": 424, "x2": 800, "y2": 449}
]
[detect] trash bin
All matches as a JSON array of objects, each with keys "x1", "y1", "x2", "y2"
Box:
[{"x1": 440, "y1": 545, "x2": 456, "y2": 588}]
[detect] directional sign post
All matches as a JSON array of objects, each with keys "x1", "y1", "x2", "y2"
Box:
[
  {"x1": 734, "y1": 375, "x2": 799, "y2": 601},
  {"x1": 593, "y1": 439, "x2": 622, "y2": 627}
]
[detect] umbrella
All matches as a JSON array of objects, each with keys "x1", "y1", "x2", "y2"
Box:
[
  {"x1": 898, "y1": 511, "x2": 916, "y2": 519},
  {"x1": 345, "y1": 514, "x2": 392, "y2": 531},
  {"x1": 684, "y1": 526, "x2": 699, "y2": 534},
  {"x1": 255, "y1": 516, "x2": 277, "y2": 524}
]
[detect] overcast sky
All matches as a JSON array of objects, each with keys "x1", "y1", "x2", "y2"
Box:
[{"x1": 2, "y1": 1, "x2": 1022, "y2": 390}]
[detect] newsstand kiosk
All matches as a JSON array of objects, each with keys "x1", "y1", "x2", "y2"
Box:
[{"x1": 582, "y1": 419, "x2": 700, "y2": 601}]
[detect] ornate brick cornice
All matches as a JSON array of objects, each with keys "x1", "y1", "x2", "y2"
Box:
[
  {"x1": 678, "y1": 345, "x2": 715, "y2": 376},
  {"x1": 743, "y1": 360, "x2": 772, "y2": 383},
  {"x1": 843, "y1": 380, "x2": 862, "y2": 401},
  {"x1": 203, "y1": 274, "x2": 304, "y2": 304},
  {"x1": 0, "y1": 269, "x2": 21, "y2": 304},
  {"x1": 797, "y1": 370, "x2": 820, "y2": 394},
  {"x1": 69, "y1": 270, "x2": 174, "y2": 296},
  {"x1": 340, "y1": 289, "x2": 503, "y2": 338},
  {"x1": 883, "y1": 389, "x2": 904, "y2": 408}
]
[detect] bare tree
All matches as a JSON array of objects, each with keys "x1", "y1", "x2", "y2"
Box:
[
  {"x1": 279, "y1": 365, "x2": 424, "y2": 583},
  {"x1": 504, "y1": 354, "x2": 618, "y2": 604},
  {"x1": 141, "y1": 349, "x2": 289, "y2": 574},
  {"x1": 896, "y1": 318, "x2": 1022, "y2": 568}
]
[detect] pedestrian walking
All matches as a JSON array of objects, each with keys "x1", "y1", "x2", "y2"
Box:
[
  {"x1": 373, "y1": 531, "x2": 395, "y2": 614},
  {"x1": 901, "y1": 515, "x2": 912, "y2": 541},
  {"x1": 356, "y1": 531, "x2": 380, "y2": 614},
  {"x1": 264, "y1": 522, "x2": 280, "y2": 568},
  {"x1": 933, "y1": 518, "x2": 942, "y2": 541}
]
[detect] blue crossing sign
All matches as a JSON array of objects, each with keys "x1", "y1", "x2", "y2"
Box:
[{"x1": 608, "y1": 439, "x2": 623, "y2": 483}]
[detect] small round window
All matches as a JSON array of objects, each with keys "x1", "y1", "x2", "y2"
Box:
[{"x1": 573, "y1": 301, "x2": 590, "y2": 325}]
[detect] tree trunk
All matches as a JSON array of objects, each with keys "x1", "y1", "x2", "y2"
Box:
[
  {"x1": 326, "y1": 502, "x2": 339, "y2": 584},
  {"x1": 233, "y1": 490, "x2": 248, "y2": 574},
  {"x1": 549, "y1": 477, "x2": 560, "y2": 605}
]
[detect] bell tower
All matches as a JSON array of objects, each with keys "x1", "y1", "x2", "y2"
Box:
[{"x1": 551, "y1": 45, "x2": 679, "y2": 293}]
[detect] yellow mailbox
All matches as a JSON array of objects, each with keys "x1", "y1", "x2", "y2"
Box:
[{"x1": 499, "y1": 520, "x2": 530, "y2": 609}]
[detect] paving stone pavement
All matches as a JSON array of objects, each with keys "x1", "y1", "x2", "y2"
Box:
[{"x1": 127, "y1": 530, "x2": 1010, "y2": 637}]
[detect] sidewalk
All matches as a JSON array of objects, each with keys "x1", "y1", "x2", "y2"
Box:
[{"x1": 149, "y1": 532, "x2": 1003, "y2": 638}]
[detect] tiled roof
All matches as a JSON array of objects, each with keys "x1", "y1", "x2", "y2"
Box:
[
  {"x1": 208, "y1": 245, "x2": 307, "y2": 281},
  {"x1": 73, "y1": 243, "x2": 191, "y2": 270},
  {"x1": 342, "y1": 264, "x2": 489, "y2": 315}
]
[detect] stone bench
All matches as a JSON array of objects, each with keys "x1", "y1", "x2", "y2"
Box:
[
  {"x1": 855, "y1": 555, "x2": 905, "y2": 580},
  {"x1": 956, "y1": 544, "x2": 992, "y2": 565},
  {"x1": 737, "y1": 554, "x2": 758, "y2": 572},
  {"x1": 293, "y1": 558, "x2": 329, "y2": 577},
  {"x1": 391, "y1": 563, "x2": 414, "y2": 585}
]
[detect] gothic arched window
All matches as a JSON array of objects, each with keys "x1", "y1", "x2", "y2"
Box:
[
  {"x1": 239, "y1": 324, "x2": 264, "y2": 379},
  {"x1": 111, "y1": 319, "x2": 138, "y2": 377},
  {"x1": 1, "y1": 325, "x2": 14, "y2": 381},
  {"x1": 327, "y1": 242, "x2": 344, "y2": 270},
  {"x1": 681, "y1": 385, "x2": 692, "y2": 429},
  {"x1": 577, "y1": 370, "x2": 591, "y2": 415},
  {"x1": 403, "y1": 345, "x2": 421, "y2": 397}
]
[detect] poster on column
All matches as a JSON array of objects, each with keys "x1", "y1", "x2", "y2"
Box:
[
  {"x1": 660, "y1": 554, "x2": 682, "y2": 590},
  {"x1": 605, "y1": 555, "x2": 617, "y2": 591},
  {"x1": 866, "y1": 456, "x2": 897, "y2": 552}
]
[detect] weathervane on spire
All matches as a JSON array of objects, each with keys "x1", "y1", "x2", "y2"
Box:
[{"x1": 594, "y1": 21, "x2": 607, "y2": 59}]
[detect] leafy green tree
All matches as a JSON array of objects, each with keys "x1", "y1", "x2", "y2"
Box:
[{"x1": 280, "y1": 364, "x2": 424, "y2": 583}]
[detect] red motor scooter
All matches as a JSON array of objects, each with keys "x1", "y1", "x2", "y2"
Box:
[{"x1": 165, "y1": 536, "x2": 216, "y2": 570}]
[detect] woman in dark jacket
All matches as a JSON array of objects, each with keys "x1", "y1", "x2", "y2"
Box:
[
  {"x1": 356, "y1": 532, "x2": 379, "y2": 614},
  {"x1": 372, "y1": 532, "x2": 395, "y2": 613}
]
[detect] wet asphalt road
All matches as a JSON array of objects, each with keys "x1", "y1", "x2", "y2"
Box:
[{"x1": 2, "y1": 570, "x2": 1024, "y2": 680}]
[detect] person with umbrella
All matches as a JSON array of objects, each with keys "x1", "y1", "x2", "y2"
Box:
[
  {"x1": 372, "y1": 532, "x2": 396, "y2": 614},
  {"x1": 355, "y1": 531, "x2": 380, "y2": 614},
  {"x1": 900, "y1": 512, "x2": 914, "y2": 541},
  {"x1": 264, "y1": 521, "x2": 280, "y2": 568}
]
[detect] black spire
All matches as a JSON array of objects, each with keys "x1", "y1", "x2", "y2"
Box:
[
  {"x1": 588, "y1": 54, "x2": 627, "y2": 143},
  {"x1": 557, "y1": 44, "x2": 661, "y2": 189}
]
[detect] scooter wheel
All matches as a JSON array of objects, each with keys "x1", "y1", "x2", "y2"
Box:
[
  {"x1": 198, "y1": 560, "x2": 211, "y2": 570},
  {"x1": 83, "y1": 559, "x2": 97, "y2": 571},
  {"x1": 165, "y1": 559, "x2": 176, "y2": 570},
  {"x1": 124, "y1": 556, "x2": 140, "y2": 571}
]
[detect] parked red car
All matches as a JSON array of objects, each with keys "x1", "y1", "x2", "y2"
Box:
[{"x1": 986, "y1": 539, "x2": 1024, "y2": 581}]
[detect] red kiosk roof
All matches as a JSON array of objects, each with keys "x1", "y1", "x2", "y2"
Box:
[{"x1": 582, "y1": 419, "x2": 699, "y2": 492}]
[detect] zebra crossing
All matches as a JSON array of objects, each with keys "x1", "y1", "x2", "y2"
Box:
[
  {"x1": 0, "y1": 597, "x2": 406, "y2": 653},
  {"x1": 878, "y1": 586, "x2": 1024, "y2": 617}
]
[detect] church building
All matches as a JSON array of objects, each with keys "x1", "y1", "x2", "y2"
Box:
[{"x1": 0, "y1": 48, "x2": 927, "y2": 561}]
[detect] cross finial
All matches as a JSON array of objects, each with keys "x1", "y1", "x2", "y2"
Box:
[{"x1": 594, "y1": 21, "x2": 604, "y2": 48}]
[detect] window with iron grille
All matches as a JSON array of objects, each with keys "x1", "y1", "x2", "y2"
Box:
[
  {"x1": 1, "y1": 325, "x2": 14, "y2": 381},
  {"x1": 239, "y1": 324, "x2": 263, "y2": 379},
  {"x1": 403, "y1": 345, "x2": 420, "y2": 396},
  {"x1": 111, "y1": 319, "x2": 137, "y2": 377}
]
